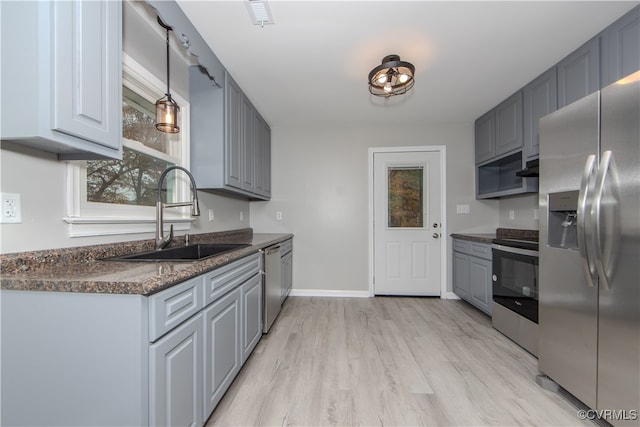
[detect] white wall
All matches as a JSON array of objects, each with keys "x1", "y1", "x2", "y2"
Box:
[
  {"x1": 250, "y1": 123, "x2": 498, "y2": 294},
  {"x1": 0, "y1": 1, "x2": 250, "y2": 254},
  {"x1": 498, "y1": 193, "x2": 539, "y2": 230}
]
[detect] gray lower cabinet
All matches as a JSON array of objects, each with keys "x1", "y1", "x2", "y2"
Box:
[
  {"x1": 0, "y1": 0, "x2": 122, "y2": 160},
  {"x1": 452, "y1": 238, "x2": 492, "y2": 316},
  {"x1": 0, "y1": 252, "x2": 262, "y2": 427},
  {"x1": 242, "y1": 274, "x2": 263, "y2": 364},
  {"x1": 150, "y1": 313, "x2": 204, "y2": 427},
  {"x1": 204, "y1": 287, "x2": 242, "y2": 417}
]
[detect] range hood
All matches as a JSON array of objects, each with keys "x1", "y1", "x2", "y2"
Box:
[{"x1": 516, "y1": 158, "x2": 539, "y2": 177}]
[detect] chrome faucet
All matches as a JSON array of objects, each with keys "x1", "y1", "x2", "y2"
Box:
[{"x1": 156, "y1": 166, "x2": 201, "y2": 250}]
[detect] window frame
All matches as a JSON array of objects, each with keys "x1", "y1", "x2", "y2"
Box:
[{"x1": 64, "y1": 53, "x2": 192, "y2": 237}]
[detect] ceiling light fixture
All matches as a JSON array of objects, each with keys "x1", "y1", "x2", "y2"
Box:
[
  {"x1": 368, "y1": 54, "x2": 415, "y2": 97},
  {"x1": 155, "y1": 17, "x2": 180, "y2": 134}
]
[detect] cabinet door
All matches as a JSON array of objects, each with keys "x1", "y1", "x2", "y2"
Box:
[
  {"x1": 241, "y1": 96, "x2": 255, "y2": 192},
  {"x1": 149, "y1": 313, "x2": 203, "y2": 427},
  {"x1": 254, "y1": 113, "x2": 272, "y2": 198},
  {"x1": 475, "y1": 110, "x2": 495, "y2": 164},
  {"x1": 52, "y1": 0, "x2": 121, "y2": 150},
  {"x1": 558, "y1": 37, "x2": 600, "y2": 108},
  {"x1": 469, "y1": 257, "x2": 492, "y2": 315},
  {"x1": 523, "y1": 68, "x2": 557, "y2": 161},
  {"x1": 601, "y1": 5, "x2": 640, "y2": 87},
  {"x1": 203, "y1": 288, "x2": 241, "y2": 418},
  {"x1": 495, "y1": 91, "x2": 523, "y2": 156},
  {"x1": 241, "y1": 274, "x2": 262, "y2": 363},
  {"x1": 225, "y1": 77, "x2": 244, "y2": 189},
  {"x1": 452, "y1": 251, "x2": 470, "y2": 299}
]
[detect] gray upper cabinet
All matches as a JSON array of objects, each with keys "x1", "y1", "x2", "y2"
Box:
[
  {"x1": 475, "y1": 91, "x2": 523, "y2": 165},
  {"x1": 474, "y1": 110, "x2": 495, "y2": 164},
  {"x1": 0, "y1": 1, "x2": 122, "y2": 160},
  {"x1": 523, "y1": 67, "x2": 557, "y2": 161},
  {"x1": 495, "y1": 91, "x2": 524, "y2": 156},
  {"x1": 557, "y1": 36, "x2": 600, "y2": 108},
  {"x1": 190, "y1": 67, "x2": 271, "y2": 200},
  {"x1": 601, "y1": 5, "x2": 640, "y2": 87},
  {"x1": 225, "y1": 76, "x2": 244, "y2": 190},
  {"x1": 254, "y1": 113, "x2": 272, "y2": 198}
]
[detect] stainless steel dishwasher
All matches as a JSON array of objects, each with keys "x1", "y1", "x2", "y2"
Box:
[{"x1": 263, "y1": 244, "x2": 282, "y2": 333}]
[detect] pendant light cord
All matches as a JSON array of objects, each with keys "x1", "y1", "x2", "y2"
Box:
[{"x1": 165, "y1": 28, "x2": 171, "y2": 99}]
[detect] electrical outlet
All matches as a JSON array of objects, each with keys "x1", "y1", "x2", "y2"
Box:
[
  {"x1": 456, "y1": 204, "x2": 470, "y2": 214},
  {"x1": 276, "y1": 211, "x2": 283, "y2": 220},
  {"x1": 1, "y1": 193, "x2": 22, "y2": 223},
  {"x1": 208, "y1": 209, "x2": 214, "y2": 222},
  {"x1": 509, "y1": 210, "x2": 515, "y2": 220},
  {"x1": 239, "y1": 211, "x2": 244, "y2": 221},
  {"x1": 533, "y1": 208, "x2": 539, "y2": 220}
]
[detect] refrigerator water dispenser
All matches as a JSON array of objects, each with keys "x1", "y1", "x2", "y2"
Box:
[{"x1": 548, "y1": 190, "x2": 579, "y2": 249}]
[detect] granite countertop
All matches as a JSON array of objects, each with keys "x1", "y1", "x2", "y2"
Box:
[
  {"x1": 450, "y1": 233, "x2": 496, "y2": 244},
  {"x1": 0, "y1": 228, "x2": 292, "y2": 296},
  {"x1": 451, "y1": 228, "x2": 538, "y2": 244}
]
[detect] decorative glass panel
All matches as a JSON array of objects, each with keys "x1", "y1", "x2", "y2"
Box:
[{"x1": 388, "y1": 167, "x2": 424, "y2": 228}]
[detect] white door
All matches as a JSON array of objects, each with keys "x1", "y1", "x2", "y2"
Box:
[{"x1": 373, "y1": 151, "x2": 442, "y2": 295}]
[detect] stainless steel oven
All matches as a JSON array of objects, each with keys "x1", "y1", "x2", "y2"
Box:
[
  {"x1": 491, "y1": 239, "x2": 539, "y2": 356},
  {"x1": 492, "y1": 242, "x2": 539, "y2": 323}
]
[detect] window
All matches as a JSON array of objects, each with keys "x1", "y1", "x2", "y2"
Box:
[
  {"x1": 387, "y1": 166, "x2": 425, "y2": 228},
  {"x1": 64, "y1": 54, "x2": 191, "y2": 237}
]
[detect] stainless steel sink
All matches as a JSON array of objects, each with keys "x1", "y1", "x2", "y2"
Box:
[{"x1": 102, "y1": 243, "x2": 251, "y2": 262}]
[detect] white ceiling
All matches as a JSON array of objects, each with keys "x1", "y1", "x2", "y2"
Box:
[{"x1": 176, "y1": 1, "x2": 638, "y2": 127}]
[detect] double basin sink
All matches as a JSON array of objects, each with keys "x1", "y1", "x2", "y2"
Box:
[{"x1": 104, "y1": 243, "x2": 251, "y2": 262}]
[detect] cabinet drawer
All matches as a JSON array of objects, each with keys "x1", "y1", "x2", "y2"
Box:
[
  {"x1": 149, "y1": 276, "x2": 204, "y2": 342},
  {"x1": 453, "y1": 239, "x2": 492, "y2": 260},
  {"x1": 452, "y1": 239, "x2": 471, "y2": 253},
  {"x1": 203, "y1": 252, "x2": 261, "y2": 306},
  {"x1": 281, "y1": 239, "x2": 293, "y2": 254},
  {"x1": 470, "y1": 242, "x2": 492, "y2": 259}
]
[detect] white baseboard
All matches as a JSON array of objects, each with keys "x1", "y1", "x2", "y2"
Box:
[
  {"x1": 446, "y1": 292, "x2": 461, "y2": 300},
  {"x1": 288, "y1": 289, "x2": 371, "y2": 298}
]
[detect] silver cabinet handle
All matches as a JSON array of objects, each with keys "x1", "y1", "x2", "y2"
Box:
[
  {"x1": 577, "y1": 154, "x2": 598, "y2": 287},
  {"x1": 593, "y1": 150, "x2": 619, "y2": 291}
]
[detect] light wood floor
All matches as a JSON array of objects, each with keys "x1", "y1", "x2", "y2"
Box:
[{"x1": 206, "y1": 297, "x2": 590, "y2": 426}]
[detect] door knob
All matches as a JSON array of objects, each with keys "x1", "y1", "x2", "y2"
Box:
[
  {"x1": 433, "y1": 233, "x2": 440, "y2": 239},
  {"x1": 433, "y1": 223, "x2": 439, "y2": 228}
]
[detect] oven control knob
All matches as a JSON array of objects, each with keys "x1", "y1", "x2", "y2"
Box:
[{"x1": 492, "y1": 274, "x2": 497, "y2": 282}]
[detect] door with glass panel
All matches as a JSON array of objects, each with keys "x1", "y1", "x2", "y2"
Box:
[{"x1": 373, "y1": 151, "x2": 442, "y2": 295}]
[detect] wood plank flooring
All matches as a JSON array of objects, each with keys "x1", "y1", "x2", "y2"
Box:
[{"x1": 206, "y1": 297, "x2": 590, "y2": 426}]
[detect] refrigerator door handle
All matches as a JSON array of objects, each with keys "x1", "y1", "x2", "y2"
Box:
[
  {"x1": 592, "y1": 150, "x2": 620, "y2": 291},
  {"x1": 577, "y1": 154, "x2": 598, "y2": 287}
]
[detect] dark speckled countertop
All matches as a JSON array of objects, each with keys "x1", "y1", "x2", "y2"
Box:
[
  {"x1": 0, "y1": 228, "x2": 292, "y2": 296},
  {"x1": 451, "y1": 228, "x2": 538, "y2": 244}
]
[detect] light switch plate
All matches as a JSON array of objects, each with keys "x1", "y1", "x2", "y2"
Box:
[{"x1": 1, "y1": 192, "x2": 22, "y2": 223}]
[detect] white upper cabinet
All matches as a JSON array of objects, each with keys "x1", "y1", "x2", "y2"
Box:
[{"x1": 1, "y1": 1, "x2": 122, "y2": 160}]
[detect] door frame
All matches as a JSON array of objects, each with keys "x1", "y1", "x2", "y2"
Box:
[{"x1": 368, "y1": 146, "x2": 448, "y2": 298}]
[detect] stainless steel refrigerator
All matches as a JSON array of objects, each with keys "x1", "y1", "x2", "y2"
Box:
[{"x1": 538, "y1": 71, "x2": 639, "y2": 426}]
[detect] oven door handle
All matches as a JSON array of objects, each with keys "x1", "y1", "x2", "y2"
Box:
[
  {"x1": 491, "y1": 244, "x2": 539, "y2": 258},
  {"x1": 577, "y1": 154, "x2": 598, "y2": 288}
]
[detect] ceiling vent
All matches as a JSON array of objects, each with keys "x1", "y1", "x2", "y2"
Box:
[{"x1": 246, "y1": 0, "x2": 275, "y2": 26}]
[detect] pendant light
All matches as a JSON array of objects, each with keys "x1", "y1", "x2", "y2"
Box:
[
  {"x1": 368, "y1": 54, "x2": 415, "y2": 97},
  {"x1": 155, "y1": 17, "x2": 180, "y2": 133}
]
